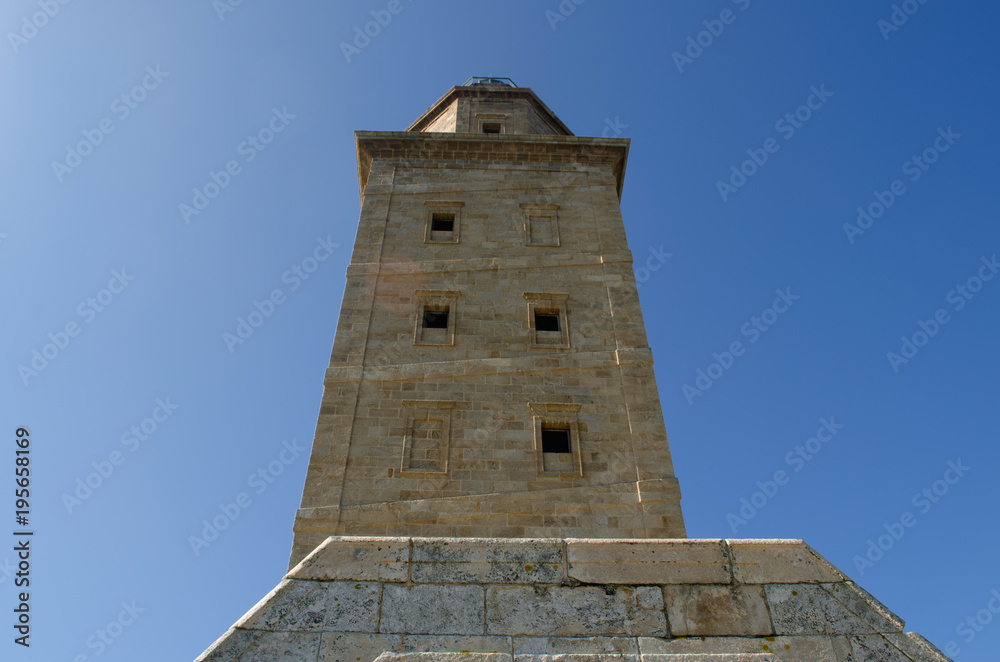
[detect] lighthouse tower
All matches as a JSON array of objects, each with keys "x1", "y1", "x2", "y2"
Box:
[{"x1": 197, "y1": 79, "x2": 951, "y2": 662}]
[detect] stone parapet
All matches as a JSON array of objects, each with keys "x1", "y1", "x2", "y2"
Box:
[{"x1": 197, "y1": 537, "x2": 951, "y2": 662}]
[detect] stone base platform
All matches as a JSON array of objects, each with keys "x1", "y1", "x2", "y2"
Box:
[{"x1": 196, "y1": 537, "x2": 951, "y2": 662}]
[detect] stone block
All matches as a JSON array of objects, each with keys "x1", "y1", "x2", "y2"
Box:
[
  {"x1": 195, "y1": 628, "x2": 259, "y2": 662},
  {"x1": 486, "y1": 585, "x2": 666, "y2": 637},
  {"x1": 728, "y1": 540, "x2": 843, "y2": 584},
  {"x1": 375, "y1": 654, "x2": 511, "y2": 662},
  {"x1": 823, "y1": 582, "x2": 904, "y2": 633},
  {"x1": 884, "y1": 632, "x2": 953, "y2": 662},
  {"x1": 204, "y1": 630, "x2": 321, "y2": 661},
  {"x1": 849, "y1": 635, "x2": 913, "y2": 661},
  {"x1": 766, "y1": 584, "x2": 891, "y2": 636},
  {"x1": 411, "y1": 538, "x2": 564, "y2": 584},
  {"x1": 642, "y1": 656, "x2": 773, "y2": 661},
  {"x1": 237, "y1": 579, "x2": 381, "y2": 632},
  {"x1": 382, "y1": 585, "x2": 486, "y2": 635},
  {"x1": 566, "y1": 539, "x2": 729, "y2": 585},
  {"x1": 512, "y1": 636, "x2": 638, "y2": 655},
  {"x1": 639, "y1": 635, "x2": 839, "y2": 661},
  {"x1": 321, "y1": 633, "x2": 511, "y2": 662},
  {"x1": 290, "y1": 536, "x2": 410, "y2": 582},
  {"x1": 663, "y1": 585, "x2": 772, "y2": 637}
]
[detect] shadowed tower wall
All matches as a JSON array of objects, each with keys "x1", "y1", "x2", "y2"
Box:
[{"x1": 290, "y1": 81, "x2": 685, "y2": 567}]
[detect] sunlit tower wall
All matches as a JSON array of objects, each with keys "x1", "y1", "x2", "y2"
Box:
[{"x1": 289, "y1": 78, "x2": 686, "y2": 567}]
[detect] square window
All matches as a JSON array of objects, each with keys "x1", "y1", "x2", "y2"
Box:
[
  {"x1": 422, "y1": 307, "x2": 449, "y2": 329},
  {"x1": 541, "y1": 426, "x2": 571, "y2": 454},
  {"x1": 424, "y1": 202, "x2": 463, "y2": 244},
  {"x1": 414, "y1": 290, "x2": 458, "y2": 346},
  {"x1": 431, "y1": 213, "x2": 455, "y2": 232},
  {"x1": 525, "y1": 294, "x2": 570, "y2": 349},
  {"x1": 482, "y1": 122, "x2": 502, "y2": 134},
  {"x1": 531, "y1": 404, "x2": 582, "y2": 477},
  {"x1": 535, "y1": 312, "x2": 560, "y2": 332}
]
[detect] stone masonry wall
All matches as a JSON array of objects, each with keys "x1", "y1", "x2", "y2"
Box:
[
  {"x1": 292, "y1": 139, "x2": 684, "y2": 567},
  {"x1": 198, "y1": 537, "x2": 952, "y2": 662}
]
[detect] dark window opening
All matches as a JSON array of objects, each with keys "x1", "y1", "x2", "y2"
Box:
[
  {"x1": 431, "y1": 213, "x2": 455, "y2": 232},
  {"x1": 422, "y1": 307, "x2": 449, "y2": 329},
  {"x1": 482, "y1": 122, "x2": 502, "y2": 134},
  {"x1": 541, "y1": 427, "x2": 571, "y2": 454},
  {"x1": 535, "y1": 312, "x2": 560, "y2": 332}
]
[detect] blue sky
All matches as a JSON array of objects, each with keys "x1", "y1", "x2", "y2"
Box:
[{"x1": 3, "y1": 1, "x2": 999, "y2": 660}]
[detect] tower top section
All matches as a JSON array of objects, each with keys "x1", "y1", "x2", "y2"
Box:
[
  {"x1": 406, "y1": 79, "x2": 574, "y2": 136},
  {"x1": 463, "y1": 76, "x2": 517, "y2": 87}
]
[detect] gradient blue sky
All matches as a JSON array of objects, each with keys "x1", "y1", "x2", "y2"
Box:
[{"x1": 3, "y1": 1, "x2": 999, "y2": 660}]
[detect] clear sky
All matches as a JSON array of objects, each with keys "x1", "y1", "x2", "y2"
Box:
[{"x1": 3, "y1": 1, "x2": 999, "y2": 660}]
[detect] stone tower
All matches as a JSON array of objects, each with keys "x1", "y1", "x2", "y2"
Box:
[
  {"x1": 289, "y1": 77, "x2": 685, "y2": 567},
  {"x1": 197, "y1": 80, "x2": 951, "y2": 662}
]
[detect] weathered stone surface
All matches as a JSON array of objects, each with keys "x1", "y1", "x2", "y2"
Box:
[
  {"x1": 237, "y1": 579, "x2": 380, "y2": 632},
  {"x1": 196, "y1": 628, "x2": 260, "y2": 662},
  {"x1": 566, "y1": 539, "x2": 729, "y2": 585},
  {"x1": 663, "y1": 585, "x2": 772, "y2": 637},
  {"x1": 729, "y1": 540, "x2": 843, "y2": 585},
  {"x1": 486, "y1": 586, "x2": 665, "y2": 637},
  {"x1": 412, "y1": 538, "x2": 563, "y2": 584},
  {"x1": 849, "y1": 634, "x2": 913, "y2": 661},
  {"x1": 322, "y1": 633, "x2": 511, "y2": 662},
  {"x1": 291, "y1": 536, "x2": 410, "y2": 582},
  {"x1": 374, "y1": 654, "x2": 511, "y2": 662},
  {"x1": 199, "y1": 536, "x2": 950, "y2": 660},
  {"x1": 884, "y1": 632, "x2": 953, "y2": 662},
  {"x1": 382, "y1": 585, "x2": 485, "y2": 635},
  {"x1": 766, "y1": 584, "x2": 883, "y2": 635},
  {"x1": 639, "y1": 635, "x2": 838, "y2": 661},
  {"x1": 205, "y1": 630, "x2": 322, "y2": 661},
  {"x1": 822, "y1": 583, "x2": 904, "y2": 633},
  {"x1": 512, "y1": 636, "x2": 638, "y2": 655}
]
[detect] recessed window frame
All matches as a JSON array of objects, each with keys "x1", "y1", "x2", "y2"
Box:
[
  {"x1": 529, "y1": 403, "x2": 583, "y2": 477},
  {"x1": 521, "y1": 204, "x2": 560, "y2": 247},
  {"x1": 476, "y1": 113, "x2": 508, "y2": 135},
  {"x1": 400, "y1": 400, "x2": 456, "y2": 475},
  {"x1": 524, "y1": 292, "x2": 570, "y2": 349},
  {"x1": 414, "y1": 290, "x2": 459, "y2": 347},
  {"x1": 424, "y1": 201, "x2": 464, "y2": 244}
]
